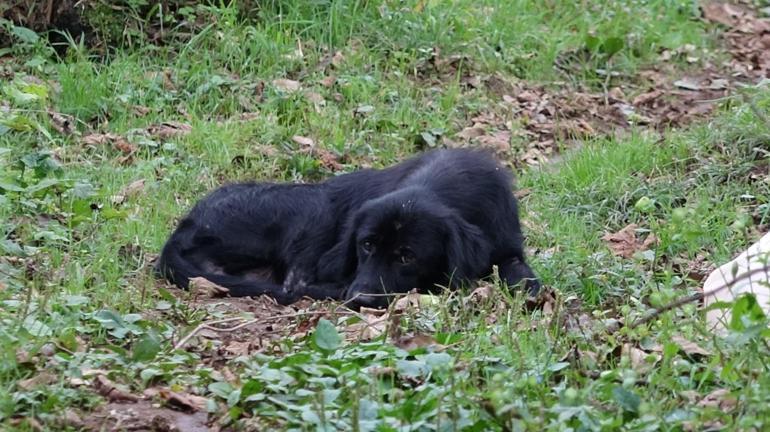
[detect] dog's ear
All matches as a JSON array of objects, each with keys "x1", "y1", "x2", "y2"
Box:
[
  {"x1": 317, "y1": 212, "x2": 361, "y2": 281},
  {"x1": 446, "y1": 215, "x2": 492, "y2": 287}
]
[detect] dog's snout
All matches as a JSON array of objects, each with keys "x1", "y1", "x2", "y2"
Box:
[{"x1": 345, "y1": 283, "x2": 388, "y2": 309}]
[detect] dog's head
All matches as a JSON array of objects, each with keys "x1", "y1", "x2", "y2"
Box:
[{"x1": 326, "y1": 187, "x2": 492, "y2": 309}]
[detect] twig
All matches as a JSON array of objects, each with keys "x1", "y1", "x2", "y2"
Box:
[{"x1": 627, "y1": 264, "x2": 770, "y2": 331}]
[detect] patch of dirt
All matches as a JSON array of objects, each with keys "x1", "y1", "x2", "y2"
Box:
[
  {"x1": 167, "y1": 289, "x2": 349, "y2": 364},
  {"x1": 444, "y1": 69, "x2": 730, "y2": 166},
  {"x1": 703, "y1": 1, "x2": 770, "y2": 79},
  {"x1": 81, "y1": 400, "x2": 209, "y2": 432},
  {"x1": 439, "y1": 2, "x2": 770, "y2": 167}
]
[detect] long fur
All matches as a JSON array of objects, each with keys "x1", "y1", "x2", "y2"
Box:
[{"x1": 156, "y1": 149, "x2": 539, "y2": 308}]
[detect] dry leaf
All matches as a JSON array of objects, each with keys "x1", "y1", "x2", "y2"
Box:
[
  {"x1": 144, "y1": 387, "x2": 209, "y2": 412},
  {"x1": 670, "y1": 335, "x2": 712, "y2": 357},
  {"x1": 632, "y1": 89, "x2": 663, "y2": 106},
  {"x1": 223, "y1": 340, "x2": 251, "y2": 356},
  {"x1": 291, "y1": 135, "x2": 315, "y2": 148},
  {"x1": 346, "y1": 309, "x2": 388, "y2": 341},
  {"x1": 702, "y1": 2, "x2": 741, "y2": 27},
  {"x1": 82, "y1": 133, "x2": 137, "y2": 155},
  {"x1": 48, "y1": 111, "x2": 75, "y2": 135},
  {"x1": 272, "y1": 79, "x2": 301, "y2": 92},
  {"x1": 119, "y1": 179, "x2": 145, "y2": 199},
  {"x1": 320, "y1": 76, "x2": 336, "y2": 87},
  {"x1": 392, "y1": 291, "x2": 422, "y2": 313},
  {"x1": 697, "y1": 388, "x2": 737, "y2": 411},
  {"x1": 17, "y1": 372, "x2": 57, "y2": 390},
  {"x1": 466, "y1": 284, "x2": 493, "y2": 302},
  {"x1": 93, "y1": 375, "x2": 140, "y2": 402},
  {"x1": 602, "y1": 224, "x2": 656, "y2": 259},
  {"x1": 133, "y1": 105, "x2": 151, "y2": 116},
  {"x1": 147, "y1": 121, "x2": 192, "y2": 139},
  {"x1": 331, "y1": 51, "x2": 345, "y2": 67},
  {"x1": 393, "y1": 333, "x2": 442, "y2": 351},
  {"x1": 188, "y1": 277, "x2": 229, "y2": 298},
  {"x1": 304, "y1": 91, "x2": 326, "y2": 106},
  {"x1": 621, "y1": 344, "x2": 659, "y2": 373},
  {"x1": 455, "y1": 126, "x2": 485, "y2": 140},
  {"x1": 673, "y1": 77, "x2": 702, "y2": 91}
]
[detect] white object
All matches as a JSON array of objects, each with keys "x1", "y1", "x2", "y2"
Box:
[{"x1": 703, "y1": 231, "x2": 770, "y2": 331}]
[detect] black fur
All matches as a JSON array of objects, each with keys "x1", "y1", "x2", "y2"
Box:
[{"x1": 156, "y1": 149, "x2": 539, "y2": 308}]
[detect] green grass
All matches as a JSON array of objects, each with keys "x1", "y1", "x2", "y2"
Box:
[{"x1": 2, "y1": 1, "x2": 770, "y2": 430}]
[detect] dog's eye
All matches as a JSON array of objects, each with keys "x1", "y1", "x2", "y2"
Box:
[
  {"x1": 361, "y1": 240, "x2": 373, "y2": 253},
  {"x1": 398, "y1": 249, "x2": 415, "y2": 265}
]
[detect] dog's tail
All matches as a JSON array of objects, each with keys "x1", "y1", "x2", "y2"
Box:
[
  {"x1": 154, "y1": 237, "x2": 198, "y2": 290},
  {"x1": 154, "y1": 240, "x2": 310, "y2": 303}
]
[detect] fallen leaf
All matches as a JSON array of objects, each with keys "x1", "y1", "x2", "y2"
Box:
[
  {"x1": 48, "y1": 111, "x2": 75, "y2": 135},
  {"x1": 188, "y1": 277, "x2": 229, "y2": 298},
  {"x1": 702, "y1": 2, "x2": 741, "y2": 27},
  {"x1": 602, "y1": 224, "x2": 657, "y2": 259},
  {"x1": 368, "y1": 366, "x2": 396, "y2": 377},
  {"x1": 93, "y1": 375, "x2": 140, "y2": 402},
  {"x1": 272, "y1": 79, "x2": 301, "y2": 92},
  {"x1": 320, "y1": 76, "x2": 336, "y2": 87},
  {"x1": 466, "y1": 284, "x2": 493, "y2": 302},
  {"x1": 393, "y1": 333, "x2": 442, "y2": 351},
  {"x1": 119, "y1": 179, "x2": 145, "y2": 199},
  {"x1": 223, "y1": 340, "x2": 251, "y2": 356},
  {"x1": 331, "y1": 51, "x2": 345, "y2": 67},
  {"x1": 147, "y1": 121, "x2": 192, "y2": 139},
  {"x1": 670, "y1": 335, "x2": 712, "y2": 357},
  {"x1": 632, "y1": 89, "x2": 663, "y2": 106},
  {"x1": 304, "y1": 91, "x2": 325, "y2": 106},
  {"x1": 17, "y1": 372, "x2": 57, "y2": 390},
  {"x1": 697, "y1": 388, "x2": 737, "y2": 411},
  {"x1": 144, "y1": 387, "x2": 209, "y2": 412},
  {"x1": 292, "y1": 135, "x2": 315, "y2": 148},
  {"x1": 708, "y1": 78, "x2": 729, "y2": 90},
  {"x1": 354, "y1": 105, "x2": 375, "y2": 115},
  {"x1": 621, "y1": 344, "x2": 660, "y2": 373},
  {"x1": 346, "y1": 309, "x2": 388, "y2": 341},
  {"x1": 673, "y1": 77, "x2": 702, "y2": 91},
  {"x1": 392, "y1": 292, "x2": 422, "y2": 313},
  {"x1": 81, "y1": 133, "x2": 137, "y2": 155},
  {"x1": 455, "y1": 126, "x2": 485, "y2": 140},
  {"x1": 133, "y1": 105, "x2": 151, "y2": 116}
]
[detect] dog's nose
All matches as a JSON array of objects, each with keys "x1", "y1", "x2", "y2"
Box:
[{"x1": 345, "y1": 286, "x2": 388, "y2": 309}]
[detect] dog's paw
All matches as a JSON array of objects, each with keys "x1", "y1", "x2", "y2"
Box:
[{"x1": 188, "y1": 277, "x2": 230, "y2": 298}]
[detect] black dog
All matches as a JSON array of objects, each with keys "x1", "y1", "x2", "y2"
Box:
[{"x1": 156, "y1": 149, "x2": 539, "y2": 308}]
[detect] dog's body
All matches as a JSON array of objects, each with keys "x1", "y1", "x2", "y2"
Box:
[{"x1": 156, "y1": 149, "x2": 539, "y2": 308}]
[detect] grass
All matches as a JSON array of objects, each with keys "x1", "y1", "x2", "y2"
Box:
[{"x1": 1, "y1": 0, "x2": 770, "y2": 430}]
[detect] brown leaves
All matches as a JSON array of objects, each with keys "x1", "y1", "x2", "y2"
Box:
[
  {"x1": 291, "y1": 135, "x2": 344, "y2": 171},
  {"x1": 146, "y1": 121, "x2": 192, "y2": 139},
  {"x1": 82, "y1": 133, "x2": 137, "y2": 155},
  {"x1": 702, "y1": 2, "x2": 770, "y2": 78},
  {"x1": 48, "y1": 110, "x2": 75, "y2": 135},
  {"x1": 602, "y1": 223, "x2": 658, "y2": 259},
  {"x1": 144, "y1": 387, "x2": 209, "y2": 412},
  {"x1": 670, "y1": 335, "x2": 712, "y2": 357},
  {"x1": 112, "y1": 179, "x2": 146, "y2": 205},
  {"x1": 272, "y1": 78, "x2": 301, "y2": 93}
]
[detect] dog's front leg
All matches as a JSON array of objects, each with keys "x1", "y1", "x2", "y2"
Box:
[
  {"x1": 281, "y1": 269, "x2": 347, "y2": 302},
  {"x1": 498, "y1": 257, "x2": 540, "y2": 296}
]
